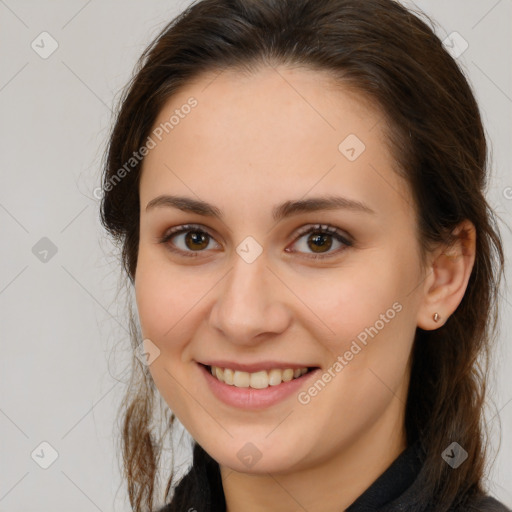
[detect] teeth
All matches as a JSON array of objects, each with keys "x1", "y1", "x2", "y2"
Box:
[
  {"x1": 233, "y1": 370, "x2": 250, "y2": 387},
  {"x1": 209, "y1": 365, "x2": 309, "y2": 389},
  {"x1": 282, "y1": 369, "x2": 294, "y2": 382},
  {"x1": 268, "y1": 368, "x2": 283, "y2": 386},
  {"x1": 224, "y1": 368, "x2": 234, "y2": 385},
  {"x1": 249, "y1": 370, "x2": 268, "y2": 389}
]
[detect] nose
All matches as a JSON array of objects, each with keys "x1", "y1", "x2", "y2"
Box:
[{"x1": 209, "y1": 252, "x2": 291, "y2": 346}]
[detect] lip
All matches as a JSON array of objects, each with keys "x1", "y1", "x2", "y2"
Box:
[
  {"x1": 198, "y1": 362, "x2": 321, "y2": 410},
  {"x1": 199, "y1": 360, "x2": 315, "y2": 373}
]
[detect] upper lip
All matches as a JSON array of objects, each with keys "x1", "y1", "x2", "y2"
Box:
[{"x1": 199, "y1": 360, "x2": 317, "y2": 373}]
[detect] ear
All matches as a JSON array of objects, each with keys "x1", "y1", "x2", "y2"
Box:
[{"x1": 416, "y1": 220, "x2": 476, "y2": 330}]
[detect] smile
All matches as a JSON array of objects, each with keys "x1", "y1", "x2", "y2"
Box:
[
  {"x1": 208, "y1": 365, "x2": 309, "y2": 389},
  {"x1": 198, "y1": 362, "x2": 320, "y2": 409}
]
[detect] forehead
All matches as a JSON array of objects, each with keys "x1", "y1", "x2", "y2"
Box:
[{"x1": 139, "y1": 65, "x2": 411, "y2": 220}]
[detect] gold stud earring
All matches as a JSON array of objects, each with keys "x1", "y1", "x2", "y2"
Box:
[{"x1": 433, "y1": 312, "x2": 440, "y2": 322}]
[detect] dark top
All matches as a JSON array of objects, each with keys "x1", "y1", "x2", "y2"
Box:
[
  {"x1": 157, "y1": 440, "x2": 511, "y2": 511},
  {"x1": 345, "y1": 440, "x2": 511, "y2": 511}
]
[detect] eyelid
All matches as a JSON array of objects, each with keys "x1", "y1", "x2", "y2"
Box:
[
  {"x1": 284, "y1": 223, "x2": 353, "y2": 259},
  {"x1": 290, "y1": 223, "x2": 351, "y2": 243},
  {"x1": 159, "y1": 223, "x2": 221, "y2": 258},
  {"x1": 159, "y1": 222, "x2": 353, "y2": 259}
]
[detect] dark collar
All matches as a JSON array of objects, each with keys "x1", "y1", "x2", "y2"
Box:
[{"x1": 346, "y1": 440, "x2": 425, "y2": 511}]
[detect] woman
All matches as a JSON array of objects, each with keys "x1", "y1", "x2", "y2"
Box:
[{"x1": 100, "y1": 0, "x2": 510, "y2": 510}]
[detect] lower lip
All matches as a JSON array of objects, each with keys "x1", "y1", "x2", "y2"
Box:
[{"x1": 198, "y1": 363, "x2": 319, "y2": 410}]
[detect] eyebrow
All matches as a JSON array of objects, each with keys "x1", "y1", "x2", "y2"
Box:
[{"x1": 145, "y1": 194, "x2": 375, "y2": 221}]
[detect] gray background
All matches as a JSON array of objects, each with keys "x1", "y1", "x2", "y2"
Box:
[{"x1": 1, "y1": 1, "x2": 511, "y2": 510}]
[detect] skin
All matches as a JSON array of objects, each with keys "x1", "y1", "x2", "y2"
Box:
[{"x1": 134, "y1": 65, "x2": 476, "y2": 511}]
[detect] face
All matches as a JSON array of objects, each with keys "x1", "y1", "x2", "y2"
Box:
[{"x1": 135, "y1": 65, "x2": 427, "y2": 475}]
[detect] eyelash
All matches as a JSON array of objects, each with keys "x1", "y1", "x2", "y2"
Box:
[{"x1": 158, "y1": 223, "x2": 353, "y2": 260}]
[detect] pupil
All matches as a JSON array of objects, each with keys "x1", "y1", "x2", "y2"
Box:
[
  {"x1": 309, "y1": 233, "x2": 332, "y2": 253},
  {"x1": 186, "y1": 231, "x2": 208, "y2": 250}
]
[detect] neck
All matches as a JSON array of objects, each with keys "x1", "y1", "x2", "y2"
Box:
[{"x1": 220, "y1": 401, "x2": 407, "y2": 512}]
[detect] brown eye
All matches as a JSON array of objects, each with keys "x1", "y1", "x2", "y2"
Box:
[
  {"x1": 286, "y1": 224, "x2": 352, "y2": 260},
  {"x1": 159, "y1": 224, "x2": 220, "y2": 257},
  {"x1": 307, "y1": 232, "x2": 334, "y2": 253},
  {"x1": 184, "y1": 230, "x2": 210, "y2": 251},
  {"x1": 159, "y1": 223, "x2": 352, "y2": 260}
]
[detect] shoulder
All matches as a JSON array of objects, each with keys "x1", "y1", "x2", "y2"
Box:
[{"x1": 464, "y1": 495, "x2": 512, "y2": 512}]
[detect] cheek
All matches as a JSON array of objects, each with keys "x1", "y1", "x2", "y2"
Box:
[
  {"x1": 296, "y1": 263, "x2": 403, "y2": 336},
  {"x1": 290, "y1": 259, "x2": 418, "y2": 446},
  {"x1": 295, "y1": 249, "x2": 420, "y2": 372},
  {"x1": 134, "y1": 248, "x2": 194, "y2": 346},
  {"x1": 134, "y1": 250, "x2": 206, "y2": 422}
]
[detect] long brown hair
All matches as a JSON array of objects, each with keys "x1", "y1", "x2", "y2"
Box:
[{"x1": 99, "y1": 0, "x2": 505, "y2": 510}]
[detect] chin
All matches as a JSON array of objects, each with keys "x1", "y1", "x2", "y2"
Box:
[{"x1": 202, "y1": 436, "x2": 308, "y2": 475}]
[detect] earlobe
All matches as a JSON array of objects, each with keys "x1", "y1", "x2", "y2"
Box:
[{"x1": 416, "y1": 220, "x2": 476, "y2": 331}]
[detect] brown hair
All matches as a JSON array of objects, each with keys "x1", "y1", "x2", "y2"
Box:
[{"x1": 100, "y1": 0, "x2": 505, "y2": 510}]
